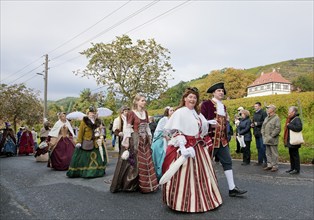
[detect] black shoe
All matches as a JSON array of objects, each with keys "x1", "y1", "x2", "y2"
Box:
[
  {"x1": 229, "y1": 186, "x2": 247, "y2": 197},
  {"x1": 241, "y1": 162, "x2": 249, "y2": 166},
  {"x1": 289, "y1": 170, "x2": 300, "y2": 175},
  {"x1": 285, "y1": 169, "x2": 293, "y2": 173}
]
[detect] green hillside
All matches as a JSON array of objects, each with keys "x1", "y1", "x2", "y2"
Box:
[
  {"x1": 48, "y1": 97, "x2": 78, "y2": 113},
  {"x1": 149, "y1": 57, "x2": 314, "y2": 109}
]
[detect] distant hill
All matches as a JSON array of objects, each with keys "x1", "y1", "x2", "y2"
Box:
[
  {"x1": 243, "y1": 57, "x2": 314, "y2": 81},
  {"x1": 149, "y1": 57, "x2": 314, "y2": 110},
  {"x1": 48, "y1": 97, "x2": 79, "y2": 113}
]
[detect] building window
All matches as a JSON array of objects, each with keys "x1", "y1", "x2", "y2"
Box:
[
  {"x1": 283, "y1": 84, "x2": 289, "y2": 90},
  {"x1": 249, "y1": 88, "x2": 252, "y2": 92},
  {"x1": 254, "y1": 87, "x2": 257, "y2": 91},
  {"x1": 261, "y1": 85, "x2": 264, "y2": 90},
  {"x1": 275, "y1": 84, "x2": 281, "y2": 90},
  {"x1": 267, "y1": 84, "x2": 271, "y2": 90}
]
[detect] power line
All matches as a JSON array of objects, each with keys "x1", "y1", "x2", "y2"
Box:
[
  {"x1": 1, "y1": 56, "x2": 44, "y2": 82},
  {"x1": 48, "y1": 1, "x2": 191, "y2": 70},
  {"x1": 51, "y1": 0, "x2": 160, "y2": 61},
  {"x1": 6, "y1": 64, "x2": 44, "y2": 85},
  {"x1": 126, "y1": 0, "x2": 191, "y2": 35},
  {"x1": 47, "y1": 1, "x2": 132, "y2": 56}
]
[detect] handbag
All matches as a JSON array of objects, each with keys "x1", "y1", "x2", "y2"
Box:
[
  {"x1": 81, "y1": 140, "x2": 94, "y2": 151},
  {"x1": 236, "y1": 135, "x2": 246, "y2": 148},
  {"x1": 289, "y1": 130, "x2": 304, "y2": 145}
]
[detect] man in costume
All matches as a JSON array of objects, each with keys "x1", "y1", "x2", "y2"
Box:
[{"x1": 201, "y1": 82, "x2": 247, "y2": 197}]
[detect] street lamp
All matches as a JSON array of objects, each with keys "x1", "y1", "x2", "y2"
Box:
[{"x1": 36, "y1": 72, "x2": 47, "y2": 120}]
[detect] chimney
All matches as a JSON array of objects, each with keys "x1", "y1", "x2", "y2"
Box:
[{"x1": 272, "y1": 68, "x2": 276, "y2": 72}]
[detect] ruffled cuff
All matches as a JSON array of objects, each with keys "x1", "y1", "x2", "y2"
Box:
[
  {"x1": 124, "y1": 124, "x2": 133, "y2": 138},
  {"x1": 168, "y1": 134, "x2": 186, "y2": 148}
]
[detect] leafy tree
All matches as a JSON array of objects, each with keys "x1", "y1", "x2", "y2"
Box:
[
  {"x1": 0, "y1": 84, "x2": 43, "y2": 132},
  {"x1": 72, "y1": 88, "x2": 99, "y2": 113},
  {"x1": 75, "y1": 35, "x2": 174, "y2": 105},
  {"x1": 292, "y1": 73, "x2": 314, "y2": 91}
]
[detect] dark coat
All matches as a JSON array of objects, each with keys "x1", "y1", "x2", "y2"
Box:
[
  {"x1": 238, "y1": 116, "x2": 252, "y2": 142},
  {"x1": 252, "y1": 109, "x2": 267, "y2": 137},
  {"x1": 286, "y1": 115, "x2": 303, "y2": 148}
]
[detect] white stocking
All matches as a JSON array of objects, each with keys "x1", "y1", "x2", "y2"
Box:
[{"x1": 224, "y1": 170, "x2": 235, "y2": 190}]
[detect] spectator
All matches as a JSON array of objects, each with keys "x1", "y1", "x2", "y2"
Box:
[
  {"x1": 251, "y1": 102, "x2": 267, "y2": 167},
  {"x1": 238, "y1": 110, "x2": 252, "y2": 165},
  {"x1": 261, "y1": 104, "x2": 281, "y2": 172},
  {"x1": 284, "y1": 106, "x2": 303, "y2": 174},
  {"x1": 234, "y1": 106, "x2": 243, "y2": 153},
  {"x1": 149, "y1": 116, "x2": 157, "y2": 137}
]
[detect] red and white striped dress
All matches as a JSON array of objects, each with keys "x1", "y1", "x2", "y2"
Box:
[{"x1": 162, "y1": 107, "x2": 222, "y2": 212}]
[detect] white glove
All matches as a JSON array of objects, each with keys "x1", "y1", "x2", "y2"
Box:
[
  {"x1": 96, "y1": 139, "x2": 102, "y2": 147},
  {"x1": 208, "y1": 119, "x2": 218, "y2": 125},
  {"x1": 179, "y1": 145, "x2": 196, "y2": 158},
  {"x1": 118, "y1": 132, "x2": 124, "y2": 137},
  {"x1": 75, "y1": 143, "x2": 81, "y2": 148}
]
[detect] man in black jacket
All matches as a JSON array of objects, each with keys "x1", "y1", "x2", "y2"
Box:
[{"x1": 251, "y1": 102, "x2": 267, "y2": 166}]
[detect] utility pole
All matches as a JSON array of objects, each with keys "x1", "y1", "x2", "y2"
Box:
[{"x1": 44, "y1": 54, "x2": 48, "y2": 120}]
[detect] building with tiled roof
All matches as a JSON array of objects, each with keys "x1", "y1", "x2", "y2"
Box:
[{"x1": 247, "y1": 69, "x2": 291, "y2": 97}]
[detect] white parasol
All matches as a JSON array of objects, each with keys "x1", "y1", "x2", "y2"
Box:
[
  {"x1": 66, "y1": 111, "x2": 86, "y2": 120},
  {"x1": 159, "y1": 155, "x2": 187, "y2": 185},
  {"x1": 97, "y1": 107, "x2": 113, "y2": 117}
]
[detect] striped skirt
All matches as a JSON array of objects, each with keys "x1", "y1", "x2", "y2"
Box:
[{"x1": 162, "y1": 141, "x2": 222, "y2": 212}]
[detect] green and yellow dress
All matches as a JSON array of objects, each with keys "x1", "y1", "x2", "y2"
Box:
[{"x1": 66, "y1": 117, "x2": 107, "y2": 178}]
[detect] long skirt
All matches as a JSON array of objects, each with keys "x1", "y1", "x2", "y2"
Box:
[
  {"x1": 66, "y1": 146, "x2": 107, "y2": 178},
  {"x1": 2, "y1": 137, "x2": 17, "y2": 156},
  {"x1": 162, "y1": 142, "x2": 222, "y2": 212},
  {"x1": 151, "y1": 131, "x2": 166, "y2": 180},
  {"x1": 110, "y1": 132, "x2": 158, "y2": 193},
  {"x1": 48, "y1": 137, "x2": 75, "y2": 171}
]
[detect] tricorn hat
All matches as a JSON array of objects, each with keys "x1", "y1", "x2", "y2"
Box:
[
  {"x1": 206, "y1": 82, "x2": 226, "y2": 95},
  {"x1": 86, "y1": 106, "x2": 96, "y2": 114}
]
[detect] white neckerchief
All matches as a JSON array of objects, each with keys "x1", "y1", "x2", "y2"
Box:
[
  {"x1": 164, "y1": 107, "x2": 203, "y2": 136},
  {"x1": 212, "y1": 97, "x2": 225, "y2": 116},
  {"x1": 48, "y1": 120, "x2": 75, "y2": 137},
  {"x1": 133, "y1": 110, "x2": 146, "y2": 120}
]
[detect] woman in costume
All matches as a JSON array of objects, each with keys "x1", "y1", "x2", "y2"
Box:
[
  {"x1": 47, "y1": 113, "x2": 75, "y2": 170},
  {"x1": 151, "y1": 106, "x2": 174, "y2": 180},
  {"x1": 19, "y1": 126, "x2": 34, "y2": 156},
  {"x1": 66, "y1": 107, "x2": 107, "y2": 178},
  {"x1": 284, "y1": 106, "x2": 303, "y2": 174},
  {"x1": 112, "y1": 106, "x2": 130, "y2": 154},
  {"x1": 0, "y1": 122, "x2": 17, "y2": 156},
  {"x1": 110, "y1": 94, "x2": 158, "y2": 193},
  {"x1": 34, "y1": 121, "x2": 51, "y2": 162},
  {"x1": 161, "y1": 87, "x2": 222, "y2": 213}
]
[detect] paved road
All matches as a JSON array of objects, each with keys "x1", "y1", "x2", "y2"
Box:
[{"x1": 1, "y1": 151, "x2": 313, "y2": 220}]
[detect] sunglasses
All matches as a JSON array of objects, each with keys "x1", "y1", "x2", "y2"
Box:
[{"x1": 187, "y1": 87, "x2": 199, "y2": 92}]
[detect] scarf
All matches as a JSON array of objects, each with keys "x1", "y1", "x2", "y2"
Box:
[{"x1": 284, "y1": 114, "x2": 296, "y2": 145}]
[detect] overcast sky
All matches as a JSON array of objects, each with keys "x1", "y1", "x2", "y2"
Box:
[{"x1": 1, "y1": 0, "x2": 313, "y2": 101}]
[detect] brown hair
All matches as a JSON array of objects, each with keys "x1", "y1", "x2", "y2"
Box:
[{"x1": 176, "y1": 87, "x2": 200, "y2": 114}]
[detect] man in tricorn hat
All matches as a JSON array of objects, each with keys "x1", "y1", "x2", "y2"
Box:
[{"x1": 201, "y1": 82, "x2": 247, "y2": 197}]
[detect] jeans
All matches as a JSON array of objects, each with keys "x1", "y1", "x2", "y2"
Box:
[
  {"x1": 255, "y1": 136, "x2": 267, "y2": 164},
  {"x1": 111, "y1": 134, "x2": 116, "y2": 147}
]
